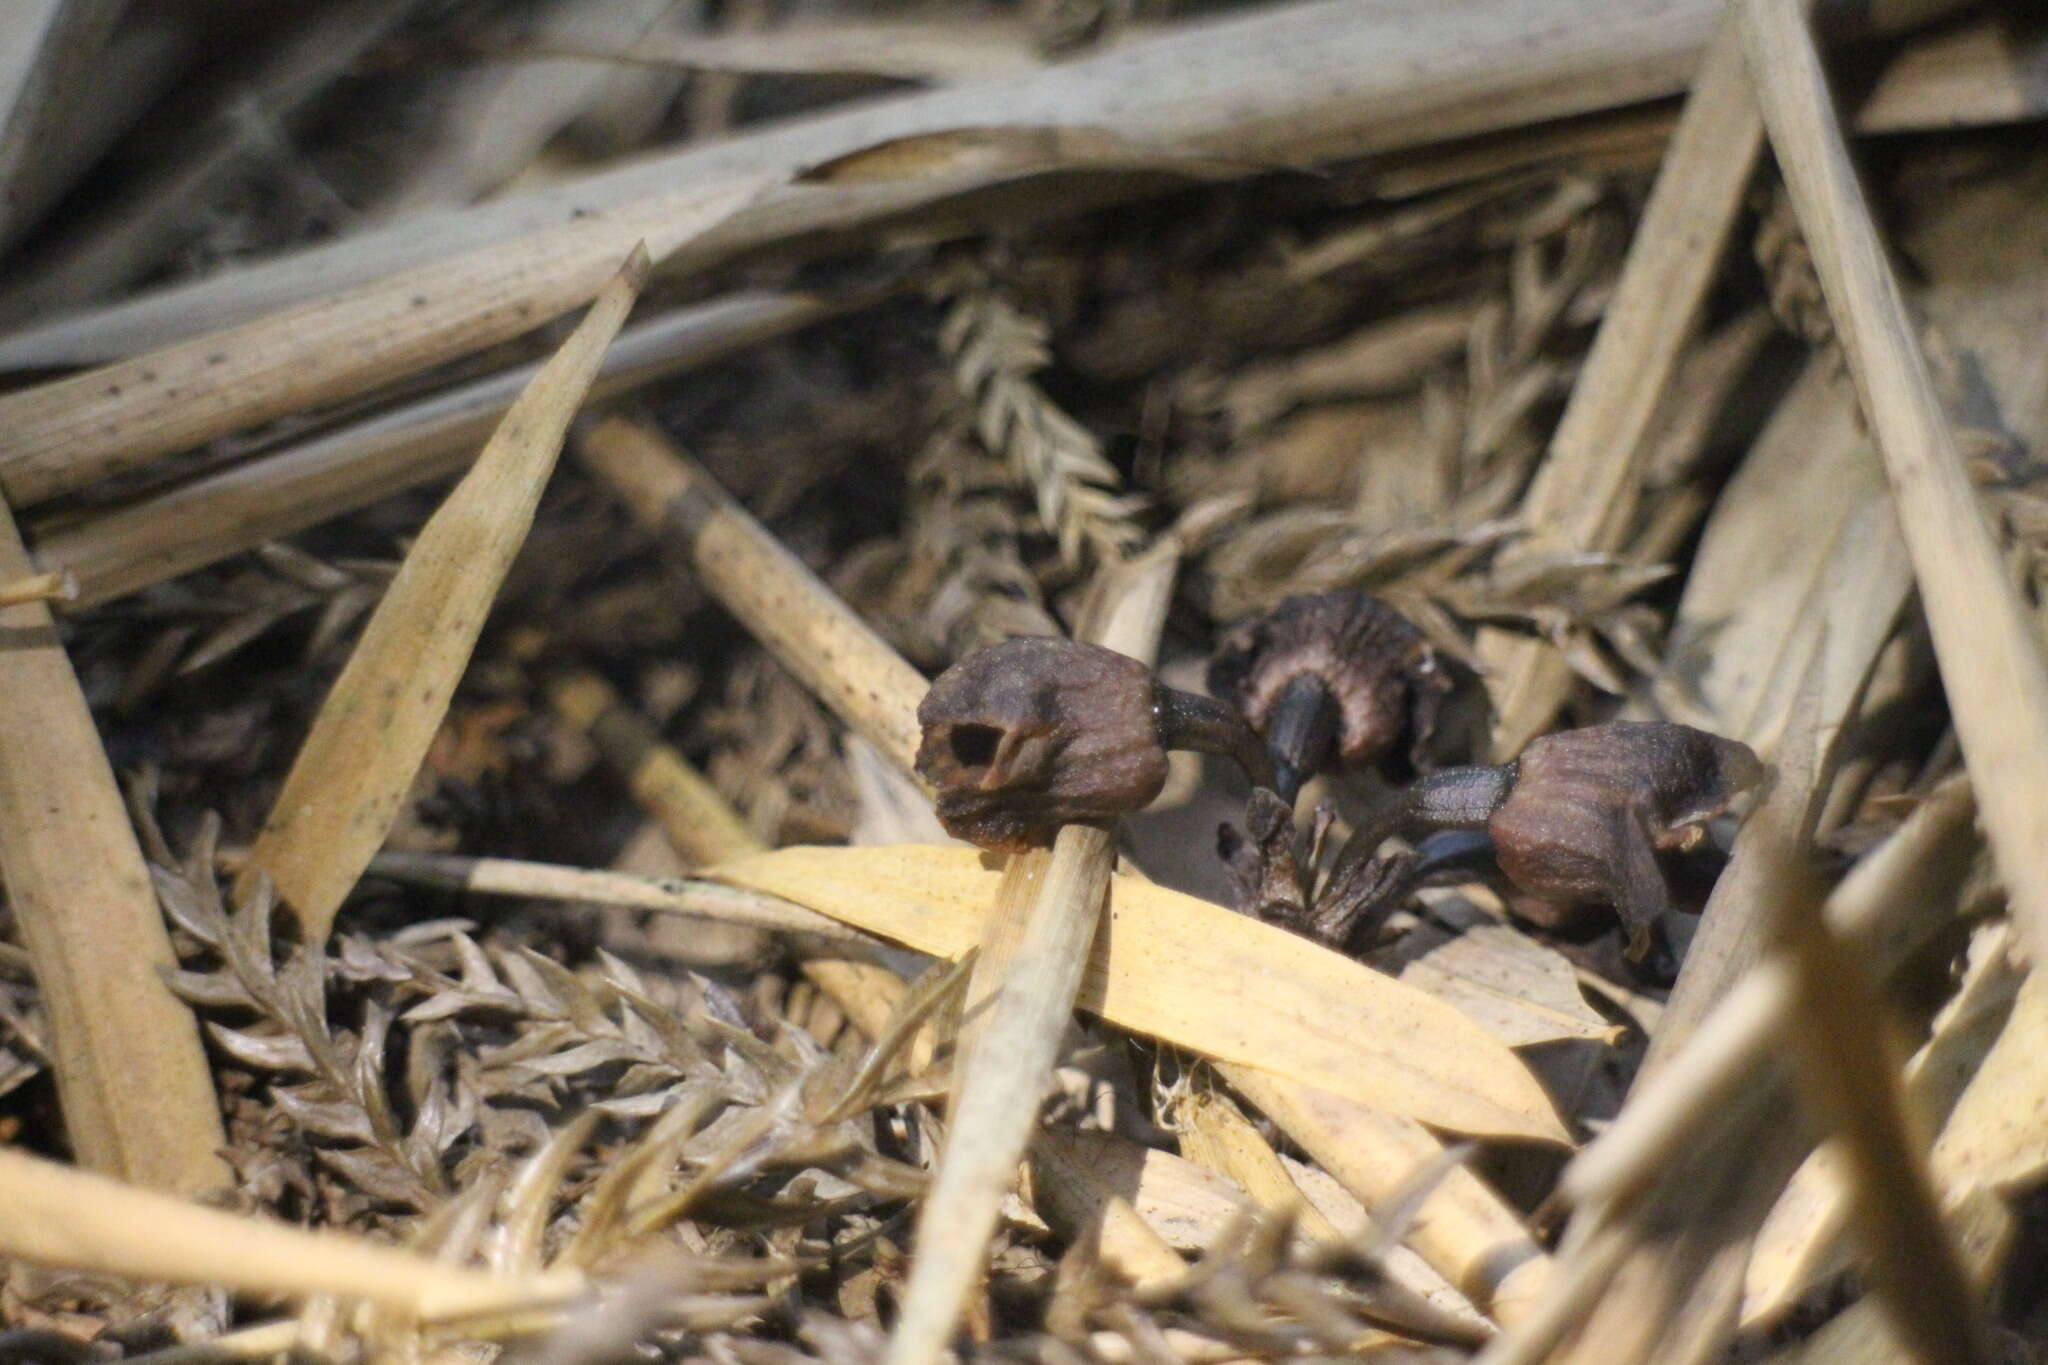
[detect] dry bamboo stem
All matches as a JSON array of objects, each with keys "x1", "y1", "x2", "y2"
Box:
[
  {"x1": 886, "y1": 545, "x2": 1179, "y2": 1365},
  {"x1": 0, "y1": 0, "x2": 1735, "y2": 370},
  {"x1": 0, "y1": 1147, "x2": 583, "y2": 1319},
  {"x1": 0, "y1": 188, "x2": 750, "y2": 510},
  {"x1": 249, "y1": 251, "x2": 647, "y2": 940},
  {"x1": 32, "y1": 291, "x2": 849, "y2": 611},
  {"x1": 1477, "y1": 18, "x2": 1761, "y2": 758},
  {"x1": 548, "y1": 671, "x2": 759, "y2": 859},
  {"x1": 542, "y1": 663, "x2": 907, "y2": 1043},
  {"x1": 0, "y1": 494, "x2": 225, "y2": 1193},
  {"x1": 575, "y1": 415, "x2": 927, "y2": 774},
  {"x1": 1737, "y1": 0, "x2": 2048, "y2": 968}
]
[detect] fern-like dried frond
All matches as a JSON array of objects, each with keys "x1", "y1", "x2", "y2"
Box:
[{"x1": 939, "y1": 276, "x2": 1145, "y2": 567}]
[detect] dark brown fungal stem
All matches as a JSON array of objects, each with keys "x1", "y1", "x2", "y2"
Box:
[
  {"x1": 1316, "y1": 721, "x2": 1764, "y2": 963},
  {"x1": 1153, "y1": 684, "x2": 1280, "y2": 796},
  {"x1": 915, "y1": 637, "x2": 1275, "y2": 851},
  {"x1": 1209, "y1": 589, "x2": 1449, "y2": 804}
]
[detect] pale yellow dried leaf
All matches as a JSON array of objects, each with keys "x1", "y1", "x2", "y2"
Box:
[
  {"x1": 711, "y1": 844, "x2": 1569, "y2": 1143},
  {"x1": 1395, "y1": 897, "x2": 1620, "y2": 1048},
  {"x1": 250, "y1": 248, "x2": 650, "y2": 939}
]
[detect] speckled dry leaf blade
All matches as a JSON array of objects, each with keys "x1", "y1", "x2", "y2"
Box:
[
  {"x1": 712, "y1": 844, "x2": 1569, "y2": 1143},
  {"x1": 0, "y1": 1147, "x2": 580, "y2": 1317},
  {"x1": 0, "y1": 0, "x2": 1750, "y2": 371},
  {"x1": 0, "y1": 187, "x2": 755, "y2": 509},
  {"x1": 249, "y1": 249, "x2": 650, "y2": 940}
]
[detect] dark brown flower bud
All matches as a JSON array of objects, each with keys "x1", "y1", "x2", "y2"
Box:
[
  {"x1": 1208, "y1": 590, "x2": 1449, "y2": 802},
  {"x1": 917, "y1": 637, "x2": 1275, "y2": 852},
  {"x1": 1318, "y1": 721, "x2": 1764, "y2": 962}
]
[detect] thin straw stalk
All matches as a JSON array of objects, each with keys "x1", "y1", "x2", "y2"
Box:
[
  {"x1": 0, "y1": 495, "x2": 224, "y2": 1193},
  {"x1": 885, "y1": 544, "x2": 1180, "y2": 1365},
  {"x1": 1736, "y1": 0, "x2": 2048, "y2": 967},
  {"x1": 364, "y1": 850, "x2": 865, "y2": 944},
  {"x1": 249, "y1": 249, "x2": 648, "y2": 940}
]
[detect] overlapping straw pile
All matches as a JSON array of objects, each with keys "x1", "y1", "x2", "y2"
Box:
[{"x1": 1, "y1": 2, "x2": 2045, "y2": 1363}]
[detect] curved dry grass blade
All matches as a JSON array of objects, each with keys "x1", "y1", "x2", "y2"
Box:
[
  {"x1": 0, "y1": 1148, "x2": 584, "y2": 1318},
  {"x1": 713, "y1": 844, "x2": 1568, "y2": 1144},
  {"x1": 1737, "y1": 0, "x2": 2048, "y2": 968},
  {"x1": 0, "y1": 499, "x2": 223, "y2": 1193},
  {"x1": 247, "y1": 248, "x2": 649, "y2": 940}
]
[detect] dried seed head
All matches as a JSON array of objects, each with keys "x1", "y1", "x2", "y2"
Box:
[
  {"x1": 917, "y1": 638, "x2": 1272, "y2": 851},
  {"x1": 1208, "y1": 590, "x2": 1449, "y2": 795},
  {"x1": 1315, "y1": 720, "x2": 1763, "y2": 965},
  {"x1": 1489, "y1": 721, "x2": 1763, "y2": 959}
]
